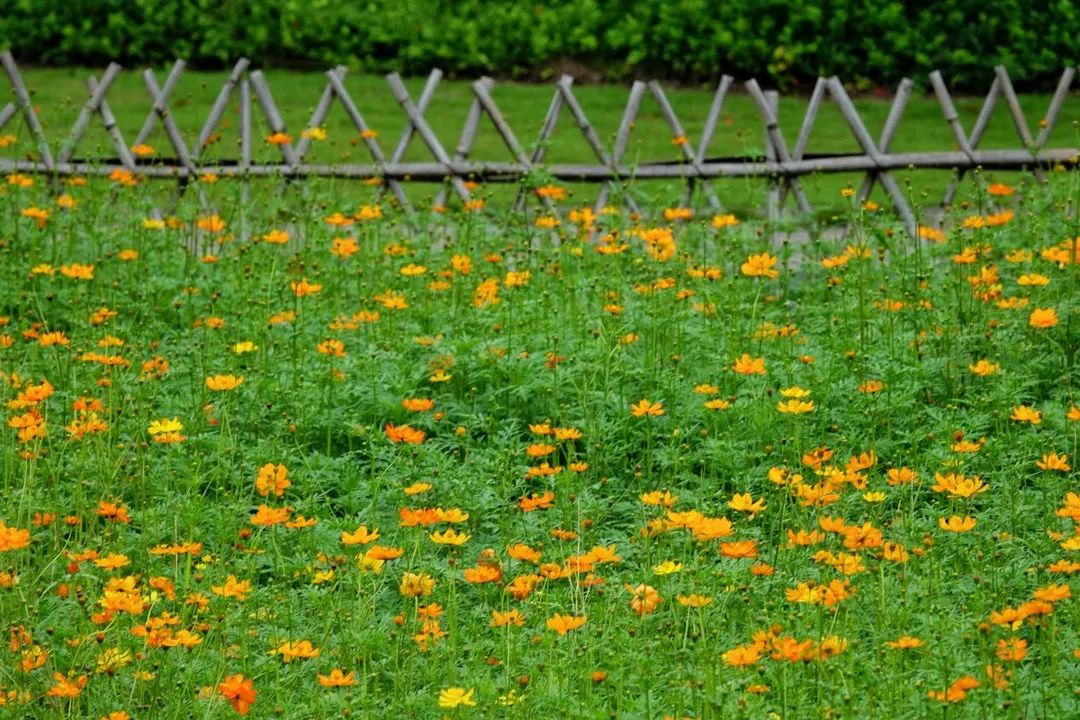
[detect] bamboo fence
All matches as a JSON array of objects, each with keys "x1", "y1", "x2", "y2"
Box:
[{"x1": 0, "y1": 51, "x2": 1077, "y2": 237}]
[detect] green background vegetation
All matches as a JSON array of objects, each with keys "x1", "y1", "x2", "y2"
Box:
[{"x1": 2, "y1": 0, "x2": 1078, "y2": 91}]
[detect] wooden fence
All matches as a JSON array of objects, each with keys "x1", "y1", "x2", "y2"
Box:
[{"x1": 1, "y1": 51, "x2": 1077, "y2": 236}]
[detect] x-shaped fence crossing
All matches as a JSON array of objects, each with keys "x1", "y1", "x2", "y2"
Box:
[{"x1": 1, "y1": 50, "x2": 1077, "y2": 238}]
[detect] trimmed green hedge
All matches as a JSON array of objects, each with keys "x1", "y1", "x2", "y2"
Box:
[{"x1": 1, "y1": 0, "x2": 1076, "y2": 90}]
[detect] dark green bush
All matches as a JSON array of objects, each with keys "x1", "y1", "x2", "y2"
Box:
[{"x1": 0, "y1": 0, "x2": 1075, "y2": 90}]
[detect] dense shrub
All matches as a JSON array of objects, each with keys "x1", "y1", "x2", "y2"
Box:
[{"x1": 1, "y1": 0, "x2": 1076, "y2": 90}]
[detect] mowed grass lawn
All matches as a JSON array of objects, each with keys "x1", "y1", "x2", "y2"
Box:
[{"x1": 8, "y1": 66, "x2": 1080, "y2": 214}]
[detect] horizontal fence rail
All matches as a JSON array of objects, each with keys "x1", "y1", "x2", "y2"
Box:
[{"x1": 0, "y1": 51, "x2": 1078, "y2": 237}]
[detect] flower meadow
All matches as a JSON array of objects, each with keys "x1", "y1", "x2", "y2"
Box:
[{"x1": 0, "y1": 167, "x2": 1078, "y2": 719}]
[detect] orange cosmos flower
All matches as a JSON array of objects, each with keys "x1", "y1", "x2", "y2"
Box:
[
  {"x1": 38, "y1": 331, "x2": 70, "y2": 346},
  {"x1": 255, "y1": 463, "x2": 290, "y2": 497},
  {"x1": 732, "y1": 353, "x2": 766, "y2": 375},
  {"x1": 884, "y1": 467, "x2": 918, "y2": 487},
  {"x1": 150, "y1": 541, "x2": 202, "y2": 557},
  {"x1": 858, "y1": 379, "x2": 885, "y2": 393},
  {"x1": 554, "y1": 426, "x2": 582, "y2": 441},
  {"x1": 91, "y1": 500, "x2": 129, "y2": 524},
  {"x1": 195, "y1": 214, "x2": 226, "y2": 233},
  {"x1": 687, "y1": 515, "x2": 734, "y2": 541},
  {"x1": 1032, "y1": 583, "x2": 1070, "y2": 603},
  {"x1": 1010, "y1": 405, "x2": 1042, "y2": 424},
  {"x1": 546, "y1": 613, "x2": 587, "y2": 635},
  {"x1": 93, "y1": 553, "x2": 130, "y2": 570},
  {"x1": 22, "y1": 205, "x2": 52, "y2": 227},
  {"x1": 1055, "y1": 492, "x2": 1080, "y2": 520},
  {"x1": 728, "y1": 493, "x2": 766, "y2": 514},
  {"x1": 330, "y1": 236, "x2": 360, "y2": 258},
  {"x1": 325, "y1": 212, "x2": 354, "y2": 227},
  {"x1": 272, "y1": 639, "x2": 320, "y2": 663},
  {"x1": 931, "y1": 472, "x2": 989, "y2": 498},
  {"x1": 886, "y1": 636, "x2": 924, "y2": 650},
  {"x1": 507, "y1": 543, "x2": 542, "y2": 563},
  {"x1": 463, "y1": 565, "x2": 501, "y2": 583},
  {"x1": 625, "y1": 583, "x2": 662, "y2": 615},
  {"x1": 630, "y1": 399, "x2": 665, "y2": 417},
  {"x1": 399, "y1": 572, "x2": 435, "y2": 597},
  {"x1": 969, "y1": 359, "x2": 999, "y2": 376},
  {"x1": 341, "y1": 524, "x2": 379, "y2": 545},
  {"x1": 218, "y1": 673, "x2": 256, "y2": 715},
  {"x1": 399, "y1": 507, "x2": 442, "y2": 527},
  {"x1": 928, "y1": 676, "x2": 979, "y2": 703},
  {"x1": 919, "y1": 226, "x2": 946, "y2": 242},
  {"x1": 519, "y1": 491, "x2": 555, "y2": 512},
  {"x1": 291, "y1": 278, "x2": 323, "y2": 297},
  {"x1": 995, "y1": 638, "x2": 1028, "y2": 662},
  {"x1": 316, "y1": 339, "x2": 346, "y2": 357},
  {"x1": 473, "y1": 279, "x2": 500, "y2": 308},
  {"x1": 640, "y1": 489, "x2": 678, "y2": 508},
  {"x1": 1018, "y1": 273, "x2": 1050, "y2": 287},
  {"x1": 357, "y1": 194, "x2": 385, "y2": 213},
  {"x1": 46, "y1": 672, "x2": 87, "y2": 698},
  {"x1": 1028, "y1": 307, "x2": 1058, "y2": 328},
  {"x1": 317, "y1": 669, "x2": 357, "y2": 687},
  {"x1": 250, "y1": 505, "x2": 291, "y2": 526},
  {"x1": 785, "y1": 579, "x2": 854, "y2": 607},
  {"x1": 778, "y1": 399, "x2": 815, "y2": 414},
  {"x1": 504, "y1": 574, "x2": 542, "y2": 600},
  {"x1": 0, "y1": 521, "x2": 31, "y2": 552},
  {"x1": 722, "y1": 643, "x2": 763, "y2": 667},
  {"x1": 60, "y1": 263, "x2": 94, "y2": 279},
  {"x1": 938, "y1": 515, "x2": 976, "y2": 532},
  {"x1": 9, "y1": 378, "x2": 56, "y2": 408},
  {"x1": 526, "y1": 442, "x2": 556, "y2": 458},
  {"x1": 535, "y1": 184, "x2": 566, "y2": 201},
  {"x1": 365, "y1": 545, "x2": 403, "y2": 561},
  {"x1": 490, "y1": 608, "x2": 526, "y2": 627},
  {"x1": 676, "y1": 594, "x2": 713, "y2": 608},
  {"x1": 740, "y1": 252, "x2": 779, "y2": 279},
  {"x1": 1036, "y1": 452, "x2": 1070, "y2": 471},
  {"x1": 719, "y1": 540, "x2": 759, "y2": 558},
  {"x1": 385, "y1": 423, "x2": 425, "y2": 444},
  {"x1": 663, "y1": 207, "x2": 693, "y2": 223}
]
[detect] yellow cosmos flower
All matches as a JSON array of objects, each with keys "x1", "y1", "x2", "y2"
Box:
[
  {"x1": 740, "y1": 252, "x2": 779, "y2": 279},
  {"x1": 429, "y1": 529, "x2": 471, "y2": 546},
  {"x1": 438, "y1": 687, "x2": 477, "y2": 709},
  {"x1": 205, "y1": 375, "x2": 244, "y2": 391},
  {"x1": 778, "y1": 399, "x2": 815, "y2": 414},
  {"x1": 652, "y1": 560, "x2": 683, "y2": 575}
]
